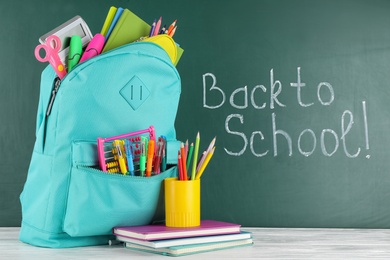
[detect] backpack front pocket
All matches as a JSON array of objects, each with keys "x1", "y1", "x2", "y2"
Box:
[{"x1": 63, "y1": 164, "x2": 176, "y2": 237}]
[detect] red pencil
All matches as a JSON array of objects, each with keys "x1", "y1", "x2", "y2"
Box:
[
  {"x1": 178, "y1": 151, "x2": 183, "y2": 180},
  {"x1": 180, "y1": 143, "x2": 187, "y2": 180}
]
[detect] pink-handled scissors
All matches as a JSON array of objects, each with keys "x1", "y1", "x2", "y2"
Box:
[{"x1": 34, "y1": 35, "x2": 67, "y2": 79}]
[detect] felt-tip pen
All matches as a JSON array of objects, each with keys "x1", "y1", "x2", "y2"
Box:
[
  {"x1": 125, "y1": 139, "x2": 134, "y2": 176},
  {"x1": 146, "y1": 139, "x2": 155, "y2": 177},
  {"x1": 140, "y1": 139, "x2": 146, "y2": 177},
  {"x1": 67, "y1": 35, "x2": 82, "y2": 71}
]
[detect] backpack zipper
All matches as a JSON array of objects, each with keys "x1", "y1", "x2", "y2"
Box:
[{"x1": 46, "y1": 77, "x2": 61, "y2": 116}]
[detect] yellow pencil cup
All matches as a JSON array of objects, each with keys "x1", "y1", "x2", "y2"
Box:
[{"x1": 164, "y1": 177, "x2": 200, "y2": 227}]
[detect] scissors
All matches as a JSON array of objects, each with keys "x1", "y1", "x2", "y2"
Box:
[{"x1": 34, "y1": 35, "x2": 67, "y2": 79}]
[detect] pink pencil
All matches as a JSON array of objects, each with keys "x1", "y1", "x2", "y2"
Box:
[{"x1": 153, "y1": 17, "x2": 162, "y2": 36}]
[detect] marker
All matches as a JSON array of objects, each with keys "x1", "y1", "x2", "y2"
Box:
[
  {"x1": 191, "y1": 132, "x2": 200, "y2": 180},
  {"x1": 146, "y1": 139, "x2": 155, "y2": 177},
  {"x1": 140, "y1": 139, "x2": 146, "y2": 176},
  {"x1": 125, "y1": 139, "x2": 134, "y2": 176},
  {"x1": 161, "y1": 136, "x2": 167, "y2": 172},
  {"x1": 153, "y1": 137, "x2": 163, "y2": 174},
  {"x1": 114, "y1": 140, "x2": 127, "y2": 175},
  {"x1": 105, "y1": 7, "x2": 124, "y2": 41},
  {"x1": 195, "y1": 147, "x2": 215, "y2": 180},
  {"x1": 79, "y1": 33, "x2": 105, "y2": 63},
  {"x1": 67, "y1": 35, "x2": 82, "y2": 71},
  {"x1": 101, "y1": 6, "x2": 117, "y2": 37},
  {"x1": 153, "y1": 17, "x2": 162, "y2": 36}
]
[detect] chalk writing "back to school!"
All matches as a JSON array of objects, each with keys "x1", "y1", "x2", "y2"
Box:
[{"x1": 202, "y1": 67, "x2": 370, "y2": 158}]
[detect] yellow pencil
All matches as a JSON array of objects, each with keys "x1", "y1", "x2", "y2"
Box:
[{"x1": 195, "y1": 147, "x2": 215, "y2": 180}]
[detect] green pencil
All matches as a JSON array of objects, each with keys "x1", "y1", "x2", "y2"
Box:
[
  {"x1": 186, "y1": 142, "x2": 194, "y2": 173},
  {"x1": 191, "y1": 132, "x2": 200, "y2": 180}
]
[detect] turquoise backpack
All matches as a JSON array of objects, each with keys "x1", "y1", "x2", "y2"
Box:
[{"x1": 19, "y1": 41, "x2": 181, "y2": 248}]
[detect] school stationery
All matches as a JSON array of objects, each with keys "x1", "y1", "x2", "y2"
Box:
[
  {"x1": 153, "y1": 17, "x2": 162, "y2": 36},
  {"x1": 191, "y1": 132, "x2": 200, "y2": 180},
  {"x1": 97, "y1": 126, "x2": 156, "y2": 173},
  {"x1": 142, "y1": 34, "x2": 177, "y2": 64},
  {"x1": 124, "y1": 238, "x2": 254, "y2": 257},
  {"x1": 104, "y1": 7, "x2": 124, "y2": 42},
  {"x1": 116, "y1": 231, "x2": 252, "y2": 249},
  {"x1": 113, "y1": 220, "x2": 241, "y2": 241},
  {"x1": 167, "y1": 20, "x2": 177, "y2": 36},
  {"x1": 38, "y1": 15, "x2": 93, "y2": 68},
  {"x1": 165, "y1": 177, "x2": 200, "y2": 227},
  {"x1": 196, "y1": 147, "x2": 215, "y2": 180},
  {"x1": 102, "y1": 8, "x2": 150, "y2": 53},
  {"x1": 67, "y1": 35, "x2": 82, "y2": 71},
  {"x1": 79, "y1": 33, "x2": 105, "y2": 63},
  {"x1": 100, "y1": 6, "x2": 117, "y2": 37},
  {"x1": 34, "y1": 35, "x2": 67, "y2": 79},
  {"x1": 21, "y1": 27, "x2": 183, "y2": 248}
]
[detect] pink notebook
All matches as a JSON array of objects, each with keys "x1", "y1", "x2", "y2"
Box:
[{"x1": 113, "y1": 220, "x2": 241, "y2": 241}]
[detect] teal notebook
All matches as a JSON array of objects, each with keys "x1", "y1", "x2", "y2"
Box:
[
  {"x1": 125, "y1": 238, "x2": 253, "y2": 257},
  {"x1": 117, "y1": 231, "x2": 252, "y2": 249}
]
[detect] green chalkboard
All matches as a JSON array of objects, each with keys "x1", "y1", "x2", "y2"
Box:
[{"x1": 2, "y1": 0, "x2": 390, "y2": 228}]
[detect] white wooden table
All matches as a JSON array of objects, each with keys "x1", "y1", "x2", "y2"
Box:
[{"x1": 1, "y1": 227, "x2": 390, "y2": 259}]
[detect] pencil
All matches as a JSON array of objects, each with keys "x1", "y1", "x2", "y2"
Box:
[
  {"x1": 167, "y1": 19, "x2": 177, "y2": 35},
  {"x1": 191, "y1": 132, "x2": 200, "y2": 180},
  {"x1": 195, "y1": 147, "x2": 215, "y2": 180},
  {"x1": 180, "y1": 143, "x2": 187, "y2": 180},
  {"x1": 178, "y1": 151, "x2": 183, "y2": 180},
  {"x1": 186, "y1": 142, "x2": 194, "y2": 173}
]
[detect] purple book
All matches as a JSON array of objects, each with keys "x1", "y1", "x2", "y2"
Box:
[{"x1": 113, "y1": 220, "x2": 241, "y2": 241}]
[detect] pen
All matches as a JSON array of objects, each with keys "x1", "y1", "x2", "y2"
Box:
[
  {"x1": 161, "y1": 136, "x2": 167, "y2": 172},
  {"x1": 140, "y1": 139, "x2": 146, "y2": 177},
  {"x1": 146, "y1": 139, "x2": 155, "y2": 177},
  {"x1": 153, "y1": 137, "x2": 163, "y2": 174}
]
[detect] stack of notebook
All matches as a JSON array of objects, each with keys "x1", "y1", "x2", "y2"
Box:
[{"x1": 113, "y1": 220, "x2": 253, "y2": 257}]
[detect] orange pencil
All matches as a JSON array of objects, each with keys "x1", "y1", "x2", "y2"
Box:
[
  {"x1": 168, "y1": 26, "x2": 177, "y2": 37},
  {"x1": 167, "y1": 19, "x2": 177, "y2": 35}
]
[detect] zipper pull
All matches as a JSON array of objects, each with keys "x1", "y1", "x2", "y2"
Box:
[{"x1": 46, "y1": 77, "x2": 61, "y2": 116}]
